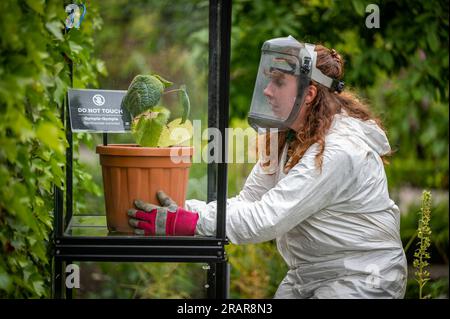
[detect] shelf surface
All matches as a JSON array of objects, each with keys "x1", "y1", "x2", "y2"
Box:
[{"x1": 62, "y1": 214, "x2": 225, "y2": 243}]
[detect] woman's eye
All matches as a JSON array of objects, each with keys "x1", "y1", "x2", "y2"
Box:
[{"x1": 274, "y1": 79, "x2": 284, "y2": 87}]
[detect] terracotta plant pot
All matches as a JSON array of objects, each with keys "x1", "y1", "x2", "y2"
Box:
[{"x1": 96, "y1": 144, "x2": 194, "y2": 233}]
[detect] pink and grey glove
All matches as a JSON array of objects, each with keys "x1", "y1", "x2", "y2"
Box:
[{"x1": 128, "y1": 190, "x2": 199, "y2": 236}]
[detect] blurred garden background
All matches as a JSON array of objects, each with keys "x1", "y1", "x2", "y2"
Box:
[{"x1": 0, "y1": 0, "x2": 448, "y2": 298}]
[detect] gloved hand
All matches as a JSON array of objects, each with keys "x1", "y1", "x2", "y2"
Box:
[{"x1": 127, "y1": 190, "x2": 199, "y2": 236}]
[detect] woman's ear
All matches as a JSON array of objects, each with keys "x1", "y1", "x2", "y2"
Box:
[{"x1": 304, "y1": 85, "x2": 317, "y2": 104}]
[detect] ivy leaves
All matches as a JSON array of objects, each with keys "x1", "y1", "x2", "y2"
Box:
[{"x1": 0, "y1": 0, "x2": 103, "y2": 298}]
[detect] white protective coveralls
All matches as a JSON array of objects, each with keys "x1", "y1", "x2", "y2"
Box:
[{"x1": 185, "y1": 112, "x2": 408, "y2": 299}]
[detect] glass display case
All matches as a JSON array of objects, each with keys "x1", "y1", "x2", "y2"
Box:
[{"x1": 53, "y1": 0, "x2": 231, "y2": 299}]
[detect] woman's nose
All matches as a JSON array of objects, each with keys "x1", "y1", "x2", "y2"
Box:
[{"x1": 263, "y1": 84, "x2": 273, "y2": 98}]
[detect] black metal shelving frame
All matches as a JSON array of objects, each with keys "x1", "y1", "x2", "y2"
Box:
[{"x1": 52, "y1": 0, "x2": 232, "y2": 299}]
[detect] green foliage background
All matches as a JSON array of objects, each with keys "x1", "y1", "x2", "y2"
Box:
[
  {"x1": 0, "y1": 0, "x2": 448, "y2": 299},
  {"x1": 0, "y1": 0, "x2": 104, "y2": 297},
  {"x1": 228, "y1": 0, "x2": 449, "y2": 190},
  {"x1": 75, "y1": 0, "x2": 448, "y2": 299}
]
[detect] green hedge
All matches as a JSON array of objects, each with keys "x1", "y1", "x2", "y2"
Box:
[{"x1": 0, "y1": 1, "x2": 103, "y2": 298}]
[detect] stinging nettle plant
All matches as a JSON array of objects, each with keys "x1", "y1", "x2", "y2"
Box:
[
  {"x1": 121, "y1": 74, "x2": 192, "y2": 147},
  {"x1": 97, "y1": 74, "x2": 194, "y2": 233}
]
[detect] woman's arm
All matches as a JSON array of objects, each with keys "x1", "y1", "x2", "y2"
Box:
[
  {"x1": 185, "y1": 158, "x2": 280, "y2": 236},
  {"x1": 193, "y1": 144, "x2": 354, "y2": 241},
  {"x1": 185, "y1": 157, "x2": 279, "y2": 210},
  {"x1": 232, "y1": 158, "x2": 281, "y2": 203}
]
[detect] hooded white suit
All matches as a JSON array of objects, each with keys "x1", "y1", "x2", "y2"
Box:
[{"x1": 185, "y1": 112, "x2": 407, "y2": 299}]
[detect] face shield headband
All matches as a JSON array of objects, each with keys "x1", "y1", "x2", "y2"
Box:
[{"x1": 303, "y1": 44, "x2": 345, "y2": 95}]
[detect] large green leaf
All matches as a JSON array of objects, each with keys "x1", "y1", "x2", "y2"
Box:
[
  {"x1": 36, "y1": 122, "x2": 64, "y2": 153},
  {"x1": 45, "y1": 21, "x2": 64, "y2": 41},
  {"x1": 25, "y1": 0, "x2": 44, "y2": 15},
  {"x1": 0, "y1": 271, "x2": 13, "y2": 293},
  {"x1": 152, "y1": 74, "x2": 173, "y2": 88},
  {"x1": 158, "y1": 118, "x2": 193, "y2": 147},
  {"x1": 131, "y1": 106, "x2": 170, "y2": 147}
]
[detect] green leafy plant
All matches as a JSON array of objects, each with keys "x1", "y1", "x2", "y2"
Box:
[
  {"x1": 413, "y1": 190, "x2": 433, "y2": 299},
  {"x1": 121, "y1": 74, "x2": 192, "y2": 147}
]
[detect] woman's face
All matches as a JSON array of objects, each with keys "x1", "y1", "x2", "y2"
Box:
[{"x1": 263, "y1": 70, "x2": 298, "y2": 119}]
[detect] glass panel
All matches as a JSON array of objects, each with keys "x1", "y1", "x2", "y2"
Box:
[
  {"x1": 69, "y1": 261, "x2": 208, "y2": 298},
  {"x1": 70, "y1": 1, "x2": 211, "y2": 238},
  {"x1": 64, "y1": 215, "x2": 211, "y2": 238},
  {"x1": 65, "y1": 215, "x2": 109, "y2": 236}
]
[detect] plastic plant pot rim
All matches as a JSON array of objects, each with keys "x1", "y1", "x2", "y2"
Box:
[{"x1": 96, "y1": 144, "x2": 194, "y2": 157}]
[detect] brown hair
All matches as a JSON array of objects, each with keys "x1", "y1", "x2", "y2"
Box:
[{"x1": 259, "y1": 44, "x2": 390, "y2": 174}]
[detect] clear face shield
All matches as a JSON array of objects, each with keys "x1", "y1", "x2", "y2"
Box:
[{"x1": 248, "y1": 36, "x2": 345, "y2": 132}]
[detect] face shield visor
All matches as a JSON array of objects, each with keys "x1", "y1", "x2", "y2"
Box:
[{"x1": 247, "y1": 36, "x2": 345, "y2": 131}]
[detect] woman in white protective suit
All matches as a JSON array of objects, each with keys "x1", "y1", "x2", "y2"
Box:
[{"x1": 127, "y1": 36, "x2": 408, "y2": 299}]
